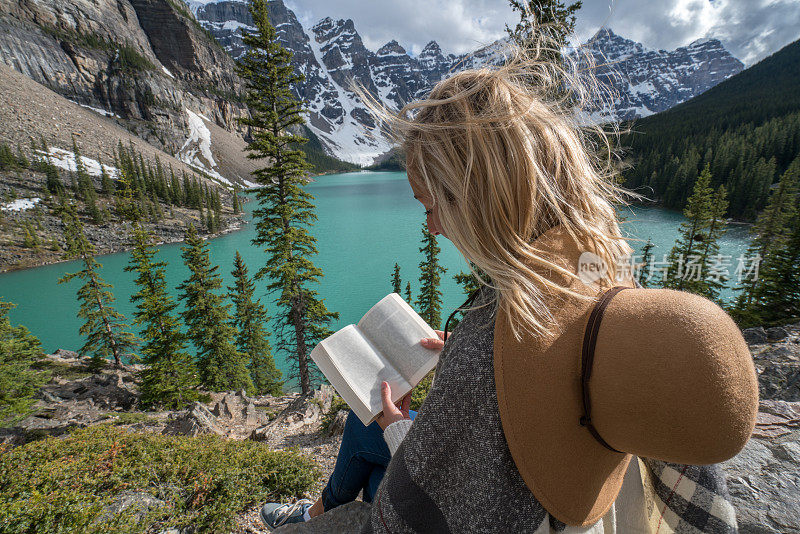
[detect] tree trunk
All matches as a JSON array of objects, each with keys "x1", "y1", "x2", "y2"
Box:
[
  {"x1": 292, "y1": 288, "x2": 310, "y2": 396},
  {"x1": 87, "y1": 256, "x2": 122, "y2": 368}
]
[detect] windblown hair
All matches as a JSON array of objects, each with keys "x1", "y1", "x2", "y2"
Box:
[{"x1": 358, "y1": 28, "x2": 640, "y2": 341}]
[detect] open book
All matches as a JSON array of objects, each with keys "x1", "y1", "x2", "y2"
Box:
[{"x1": 309, "y1": 293, "x2": 440, "y2": 426}]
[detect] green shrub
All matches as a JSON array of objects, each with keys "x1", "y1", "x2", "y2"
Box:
[
  {"x1": 15, "y1": 145, "x2": 29, "y2": 169},
  {"x1": 0, "y1": 143, "x2": 17, "y2": 171},
  {"x1": 0, "y1": 425, "x2": 319, "y2": 533},
  {"x1": 31, "y1": 359, "x2": 93, "y2": 382},
  {"x1": 0, "y1": 299, "x2": 50, "y2": 425},
  {"x1": 410, "y1": 370, "x2": 435, "y2": 411},
  {"x1": 116, "y1": 45, "x2": 155, "y2": 73}
]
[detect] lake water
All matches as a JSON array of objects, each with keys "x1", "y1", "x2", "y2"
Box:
[{"x1": 0, "y1": 171, "x2": 753, "y2": 381}]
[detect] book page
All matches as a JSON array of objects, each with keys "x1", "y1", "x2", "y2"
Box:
[
  {"x1": 357, "y1": 293, "x2": 440, "y2": 387},
  {"x1": 312, "y1": 324, "x2": 411, "y2": 425}
]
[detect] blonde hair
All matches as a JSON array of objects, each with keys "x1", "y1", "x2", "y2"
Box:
[{"x1": 358, "y1": 28, "x2": 640, "y2": 341}]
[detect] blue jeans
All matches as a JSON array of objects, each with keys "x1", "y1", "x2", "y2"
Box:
[{"x1": 321, "y1": 409, "x2": 417, "y2": 511}]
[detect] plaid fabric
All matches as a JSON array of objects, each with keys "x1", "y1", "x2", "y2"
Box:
[{"x1": 637, "y1": 457, "x2": 738, "y2": 533}]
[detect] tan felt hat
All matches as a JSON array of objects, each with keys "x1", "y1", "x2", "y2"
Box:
[{"x1": 493, "y1": 225, "x2": 759, "y2": 527}]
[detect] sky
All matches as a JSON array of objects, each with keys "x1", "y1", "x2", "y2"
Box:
[{"x1": 284, "y1": 0, "x2": 800, "y2": 66}]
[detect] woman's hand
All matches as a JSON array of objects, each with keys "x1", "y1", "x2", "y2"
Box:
[
  {"x1": 375, "y1": 331, "x2": 448, "y2": 431},
  {"x1": 376, "y1": 381, "x2": 411, "y2": 430},
  {"x1": 420, "y1": 329, "x2": 448, "y2": 352}
]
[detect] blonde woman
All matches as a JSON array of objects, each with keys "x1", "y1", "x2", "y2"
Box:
[{"x1": 261, "y1": 38, "x2": 749, "y2": 533}]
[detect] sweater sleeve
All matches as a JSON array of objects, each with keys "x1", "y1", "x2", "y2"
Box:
[{"x1": 382, "y1": 419, "x2": 413, "y2": 456}]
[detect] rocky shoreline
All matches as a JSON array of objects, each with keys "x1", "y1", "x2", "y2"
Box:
[
  {"x1": 0, "y1": 163, "x2": 246, "y2": 273},
  {"x1": 2, "y1": 322, "x2": 799, "y2": 533}
]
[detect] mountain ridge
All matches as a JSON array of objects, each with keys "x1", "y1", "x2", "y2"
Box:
[{"x1": 189, "y1": 0, "x2": 744, "y2": 165}]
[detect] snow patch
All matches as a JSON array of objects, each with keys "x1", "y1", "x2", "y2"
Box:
[
  {"x1": 161, "y1": 65, "x2": 175, "y2": 79},
  {"x1": 629, "y1": 80, "x2": 656, "y2": 96},
  {"x1": 178, "y1": 109, "x2": 234, "y2": 187},
  {"x1": 185, "y1": 0, "x2": 246, "y2": 16},
  {"x1": 35, "y1": 147, "x2": 120, "y2": 179},
  {"x1": 181, "y1": 109, "x2": 217, "y2": 168},
  {"x1": 68, "y1": 100, "x2": 120, "y2": 118},
  {"x1": 305, "y1": 28, "x2": 393, "y2": 165},
  {"x1": 1, "y1": 198, "x2": 41, "y2": 212}
]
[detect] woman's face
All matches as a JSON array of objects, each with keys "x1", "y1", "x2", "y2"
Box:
[{"x1": 408, "y1": 175, "x2": 446, "y2": 239}]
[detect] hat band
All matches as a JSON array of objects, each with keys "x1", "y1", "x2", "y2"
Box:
[{"x1": 579, "y1": 285, "x2": 630, "y2": 454}]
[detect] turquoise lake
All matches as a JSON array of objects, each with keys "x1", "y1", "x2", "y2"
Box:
[{"x1": 0, "y1": 171, "x2": 753, "y2": 382}]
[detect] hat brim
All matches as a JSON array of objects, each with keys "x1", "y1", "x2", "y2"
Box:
[{"x1": 494, "y1": 279, "x2": 634, "y2": 527}]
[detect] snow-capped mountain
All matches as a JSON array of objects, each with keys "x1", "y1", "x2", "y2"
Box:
[
  {"x1": 578, "y1": 28, "x2": 745, "y2": 122},
  {"x1": 187, "y1": 0, "x2": 744, "y2": 165}
]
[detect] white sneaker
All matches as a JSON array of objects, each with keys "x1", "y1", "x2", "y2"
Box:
[{"x1": 260, "y1": 498, "x2": 314, "y2": 528}]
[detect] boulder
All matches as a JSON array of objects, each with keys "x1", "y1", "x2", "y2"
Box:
[
  {"x1": 250, "y1": 386, "x2": 336, "y2": 442},
  {"x1": 752, "y1": 340, "x2": 800, "y2": 402},
  {"x1": 752, "y1": 400, "x2": 800, "y2": 439},
  {"x1": 49, "y1": 348, "x2": 80, "y2": 360},
  {"x1": 327, "y1": 410, "x2": 348, "y2": 436},
  {"x1": 721, "y1": 403, "x2": 800, "y2": 534},
  {"x1": 273, "y1": 502, "x2": 371, "y2": 533},
  {"x1": 742, "y1": 327, "x2": 768, "y2": 345},
  {"x1": 45, "y1": 371, "x2": 138, "y2": 410},
  {"x1": 102, "y1": 491, "x2": 165, "y2": 523},
  {"x1": 14, "y1": 399, "x2": 106, "y2": 438},
  {"x1": 766, "y1": 326, "x2": 791, "y2": 342},
  {"x1": 162, "y1": 402, "x2": 222, "y2": 437}
]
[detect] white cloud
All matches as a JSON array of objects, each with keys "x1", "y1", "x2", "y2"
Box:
[
  {"x1": 285, "y1": 0, "x2": 516, "y2": 56},
  {"x1": 572, "y1": 0, "x2": 800, "y2": 65},
  {"x1": 285, "y1": 0, "x2": 800, "y2": 65}
]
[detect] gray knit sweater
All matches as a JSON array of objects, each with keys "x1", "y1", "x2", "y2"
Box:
[{"x1": 360, "y1": 285, "x2": 739, "y2": 534}]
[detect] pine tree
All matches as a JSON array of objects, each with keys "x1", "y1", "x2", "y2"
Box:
[
  {"x1": 57, "y1": 203, "x2": 138, "y2": 369},
  {"x1": 405, "y1": 281, "x2": 413, "y2": 304},
  {"x1": 232, "y1": 188, "x2": 241, "y2": 214},
  {"x1": 505, "y1": 0, "x2": 582, "y2": 62},
  {"x1": 69, "y1": 169, "x2": 79, "y2": 199},
  {"x1": 0, "y1": 143, "x2": 17, "y2": 170},
  {"x1": 447, "y1": 267, "x2": 485, "y2": 330},
  {"x1": 637, "y1": 238, "x2": 655, "y2": 288},
  {"x1": 236, "y1": 0, "x2": 339, "y2": 395},
  {"x1": 177, "y1": 225, "x2": 252, "y2": 392},
  {"x1": 415, "y1": 221, "x2": 447, "y2": 328},
  {"x1": 100, "y1": 159, "x2": 115, "y2": 197},
  {"x1": 391, "y1": 263, "x2": 402, "y2": 294},
  {"x1": 213, "y1": 205, "x2": 221, "y2": 232},
  {"x1": 453, "y1": 270, "x2": 483, "y2": 296},
  {"x1": 206, "y1": 208, "x2": 215, "y2": 232},
  {"x1": 16, "y1": 144, "x2": 29, "y2": 168},
  {"x1": 125, "y1": 225, "x2": 199, "y2": 409},
  {"x1": 700, "y1": 185, "x2": 730, "y2": 302},
  {"x1": 228, "y1": 251, "x2": 283, "y2": 395},
  {"x1": 753, "y1": 216, "x2": 800, "y2": 325},
  {"x1": 663, "y1": 163, "x2": 715, "y2": 295},
  {"x1": 170, "y1": 166, "x2": 182, "y2": 206},
  {"x1": 0, "y1": 298, "x2": 50, "y2": 425},
  {"x1": 22, "y1": 221, "x2": 38, "y2": 249},
  {"x1": 115, "y1": 166, "x2": 139, "y2": 222},
  {"x1": 732, "y1": 158, "x2": 800, "y2": 325},
  {"x1": 45, "y1": 164, "x2": 64, "y2": 196},
  {"x1": 71, "y1": 137, "x2": 103, "y2": 223}
]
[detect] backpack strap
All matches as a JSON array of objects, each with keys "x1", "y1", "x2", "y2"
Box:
[{"x1": 579, "y1": 285, "x2": 630, "y2": 454}]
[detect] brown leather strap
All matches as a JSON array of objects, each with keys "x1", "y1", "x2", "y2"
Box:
[{"x1": 579, "y1": 285, "x2": 630, "y2": 454}]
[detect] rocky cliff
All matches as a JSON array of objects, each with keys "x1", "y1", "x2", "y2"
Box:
[{"x1": 0, "y1": 0, "x2": 255, "y2": 185}]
